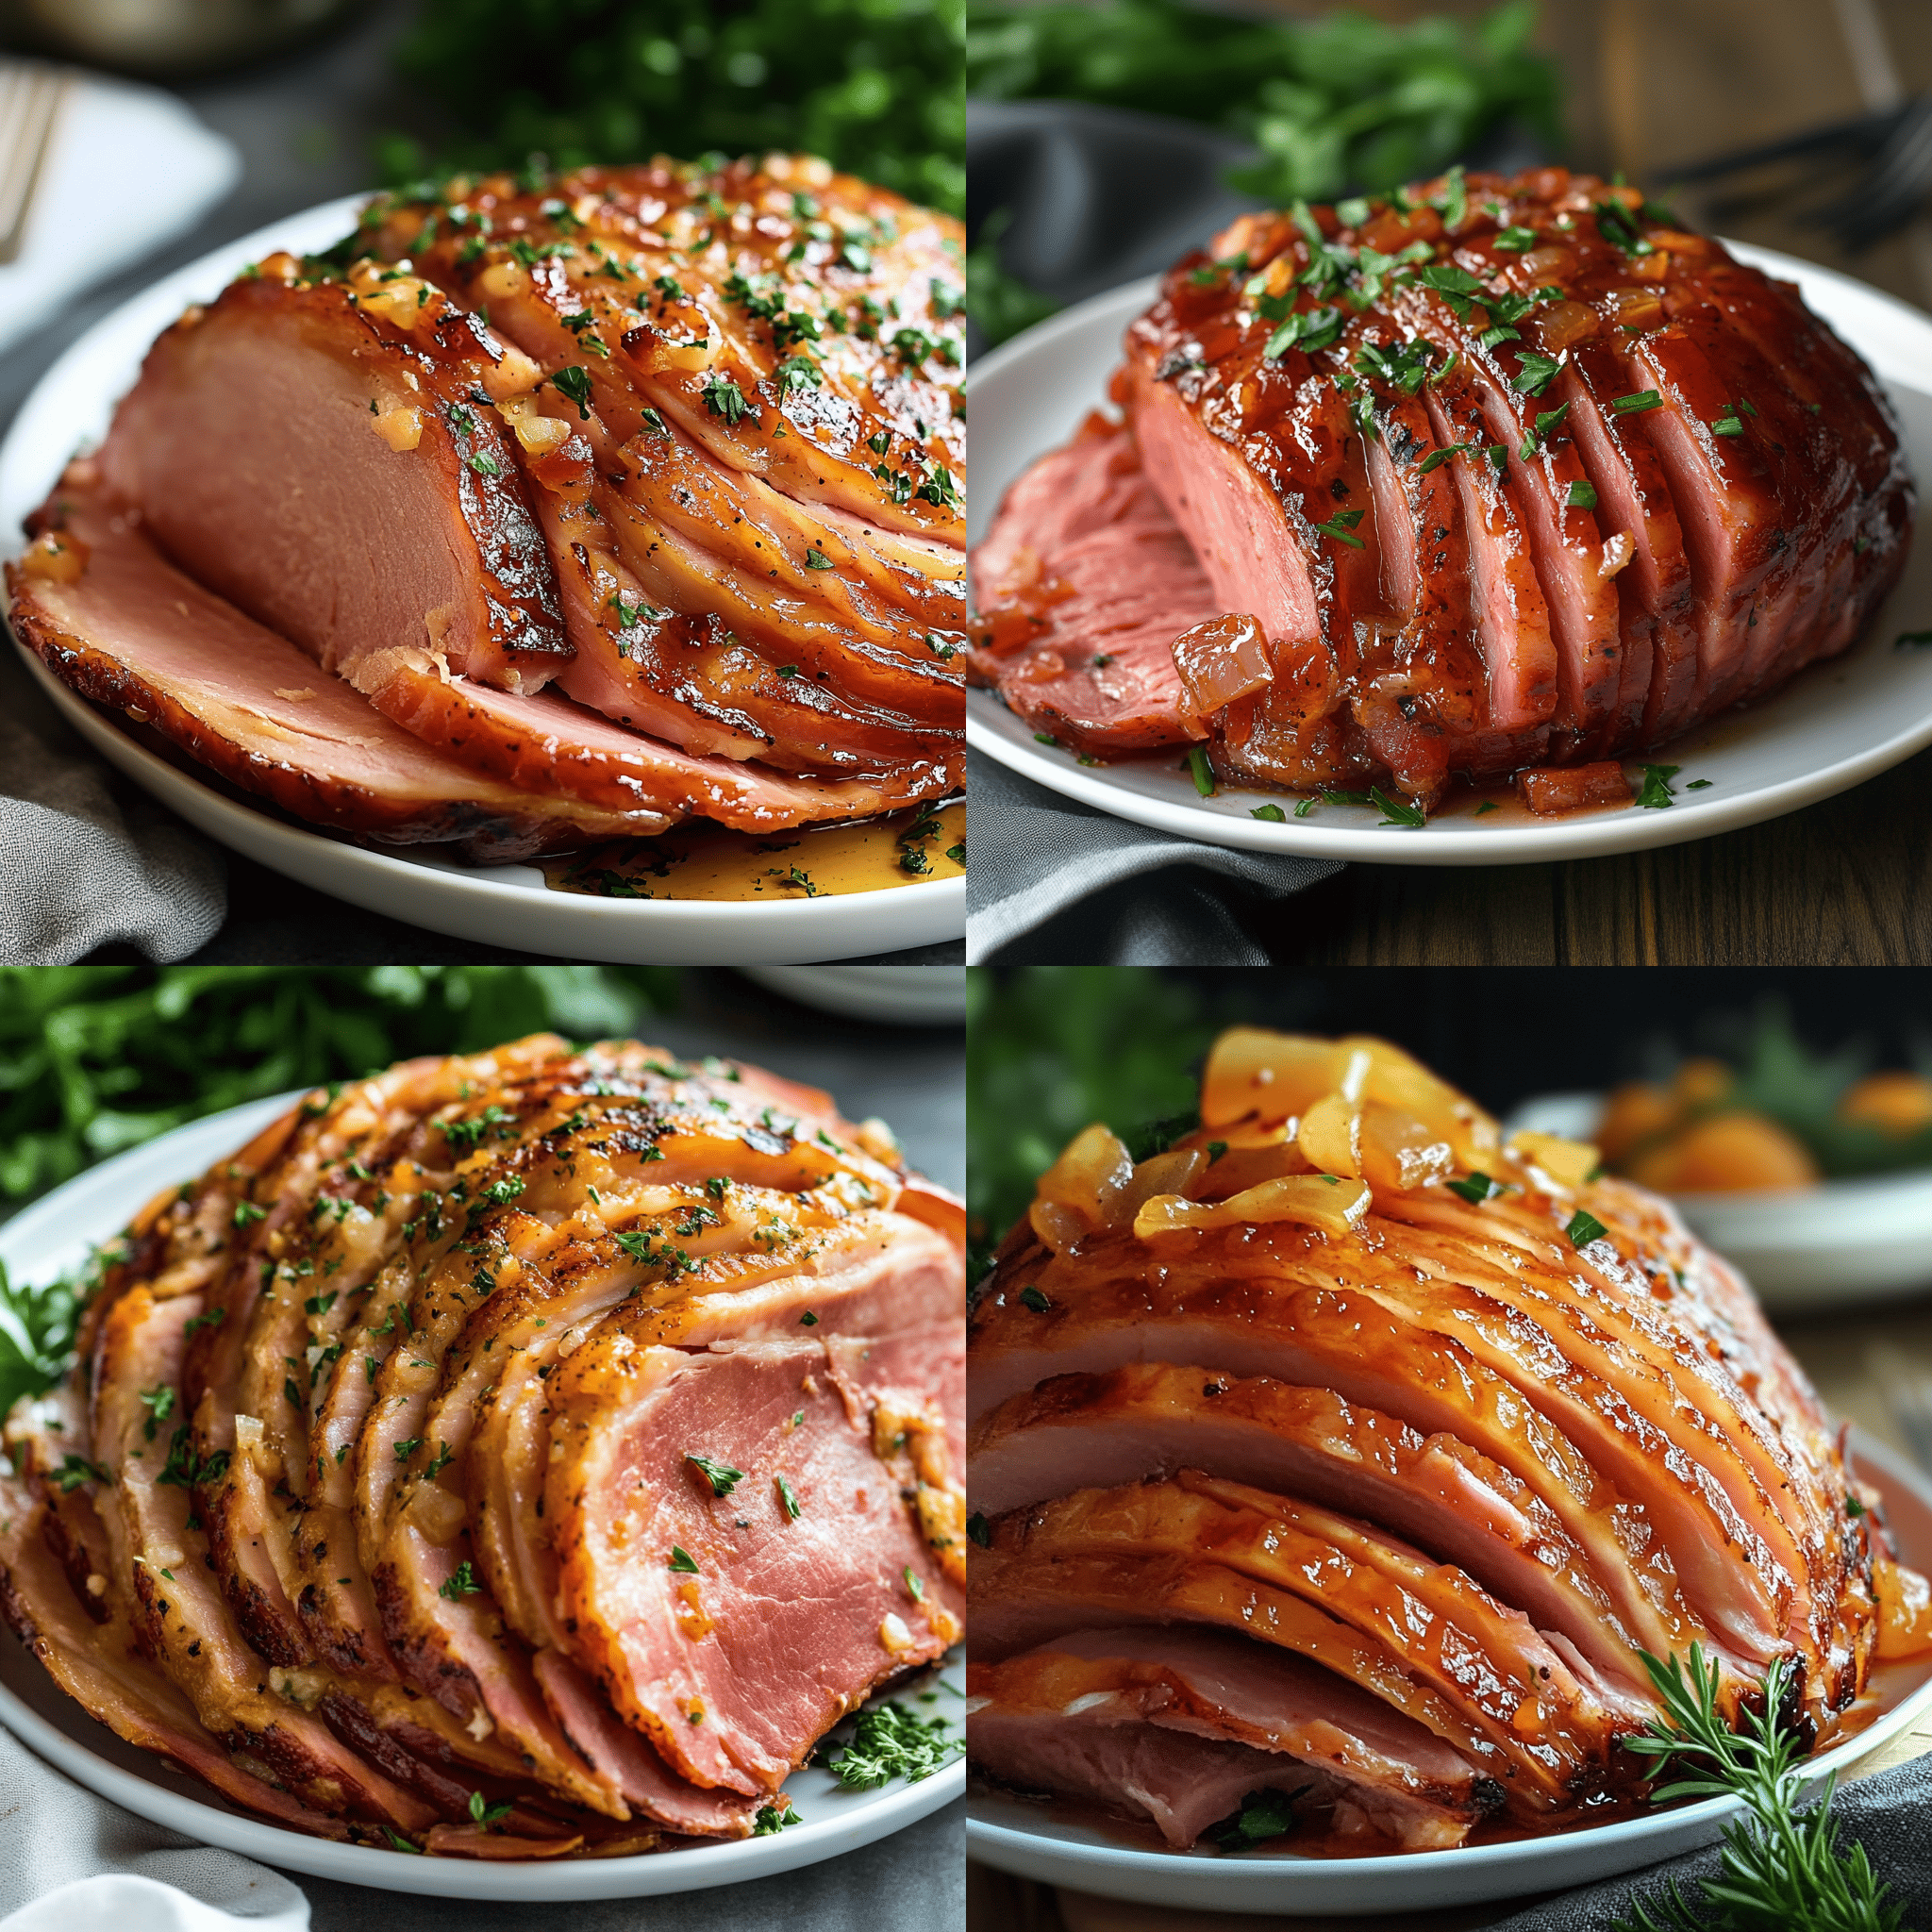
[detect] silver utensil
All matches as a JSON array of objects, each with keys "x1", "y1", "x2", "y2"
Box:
[{"x1": 0, "y1": 60, "x2": 68, "y2": 267}]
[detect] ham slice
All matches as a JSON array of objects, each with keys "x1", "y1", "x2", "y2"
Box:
[{"x1": 8, "y1": 477, "x2": 666, "y2": 858}]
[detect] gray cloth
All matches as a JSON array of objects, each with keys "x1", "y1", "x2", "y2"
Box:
[
  {"x1": 0, "y1": 645, "x2": 224, "y2": 963},
  {"x1": 1485, "y1": 1756, "x2": 1932, "y2": 1932},
  {"x1": 0, "y1": 1721, "x2": 963, "y2": 1930},
  {"x1": 964, "y1": 751, "x2": 1341, "y2": 963}
]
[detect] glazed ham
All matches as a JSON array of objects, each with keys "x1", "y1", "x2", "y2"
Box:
[
  {"x1": 971, "y1": 167, "x2": 1913, "y2": 807},
  {"x1": 966, "y1": 1029, "x2": 1932, "y2": 1852},
  {"x1": 8, "y1": 156, "x2": 964, "y2": 851},
  {"x1": 0, "y1": 1037, "x2": 963, "y2": 1856}
]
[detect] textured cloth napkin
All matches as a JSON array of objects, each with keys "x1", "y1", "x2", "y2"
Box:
[
  {"x1": 1484, "y1": 1755, "x2": 1932, "y2": 1931},
  {"x1": 963, "y1": 750, "x2": 1341, "y2": 963},
  {"x1": 0, "y1": 642, "x2": 225, "y2": 963},
  {"x1": 0, "y1": 1720, "x2": 963, "y2": 1932}
]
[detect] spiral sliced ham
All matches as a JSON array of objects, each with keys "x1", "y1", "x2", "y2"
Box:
[
  {"x1": 967, "y1": 1028, "x2": 1932, "y2": 1852},
  {"x1": 8, "y1": 157, "x2": 963, "y2": 852},
  {"x1": 971, "y1": 166, "x2": 1913, "y2": 808},
  {"x1": 1, "y1": 1036, "x2": 963, "y2": 1856}
]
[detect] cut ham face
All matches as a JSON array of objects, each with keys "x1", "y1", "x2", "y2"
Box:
[
  {"x1": 0, "y1": 1036, "x2": 963, "y2": 1856},
  {"x1": 971, "y1": 167, "x2": 1913, "y2": 807},
  {"x1": 967, "y1": 1028, "x2": 1932, "y2": 1852},
  {"x1": 8, "y1": 156, "x2": 963, "y2": 854}
]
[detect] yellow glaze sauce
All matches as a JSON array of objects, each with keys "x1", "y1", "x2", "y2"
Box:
[{"x1": 544, "y1": 799, "x2": 965, "y2": 903}]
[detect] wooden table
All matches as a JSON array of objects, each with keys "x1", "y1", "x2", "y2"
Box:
[
  {"x1": 966, "y1": 1279, "x2": 1932, "y2": 1929},
  {"x1": 1166, "y1": 0, "x2": 1932, "y2": 965}
]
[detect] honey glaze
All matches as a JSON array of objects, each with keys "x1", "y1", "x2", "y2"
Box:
[{"x1": 543, "y1": 799, "x2": 964, "y2": 902}]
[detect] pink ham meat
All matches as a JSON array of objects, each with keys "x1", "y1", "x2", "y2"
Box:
[
  {"x1": 968, "y1": 1028, "x2": 1928, "y2": 1852},
  {"x1": 974, "y1": 167, "x2": 1912, "y2": 805},
  {"x1": 967, "y1": 413, "x2": 1213, "y2": 750},
  {"x1": 8, "y1": 476, "x2": 665, "y2": 858},
  {"x1": 0, "y1": 1034, "x2": 964, "y2": 1857},
  {"x1": 967, "y1": 1625, "x2": 1491, "y2": 1848}
]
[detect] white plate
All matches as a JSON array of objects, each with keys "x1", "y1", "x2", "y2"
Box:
[
  {"x1": 1507, "y1": 1091, "x2": 1932, "y2": 1311},
  {"x1": 0, "y1": 194, "x2": 964, "y2": 963},
  {"x1": 739, "y1": 965, "x2": 968, "y2": 1024},
  {"x1": 0, "y1": 1093, "x2": 964, "y2": 1900},
  {"x1": 966, "y1": 1427, "x2": 1932, "y2": 1915},
  {"x1": 967, "y1": 247, "x2": 1932, "y2": 864}
]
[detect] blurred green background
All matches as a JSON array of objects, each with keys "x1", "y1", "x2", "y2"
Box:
[{"x1": 380, "y1": 0, "x2": 966, "y2": 216}]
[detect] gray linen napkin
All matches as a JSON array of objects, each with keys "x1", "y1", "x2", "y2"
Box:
[
  {"x1": 965, "y1": 752, "x2": 1341, "y2": 962},
  {"x1": 0, "y1": 645, "x2": 225, "y2": 964},
  {"x1": 1482, "y1": 1756, "x2": 1932, "y2": 1931},
  {"x1": 0, "y1": 1721, "x2": 963, "y2": 1931}
]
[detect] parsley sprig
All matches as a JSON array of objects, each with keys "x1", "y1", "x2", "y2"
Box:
[
  {"x1": 1615, "y1": 1646, "x2": 1899, "y2": 1932},
  {"x1": 824, "y1": 1703, "x2": 961, "y2": 1789}
]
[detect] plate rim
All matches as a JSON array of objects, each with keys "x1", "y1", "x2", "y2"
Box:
[
  {"x1": 0, "y1": 191, "x2": 964, "y2": 958},
  {"x1": 0, "y1": 1090, "x2": 965, "y2": 1900},
  {"x1": 965, "y1": 243, "x2": 1932, "y2": 868},
  {"x1": 963, "y1": 1425, "x2": 1932, "y2": 1913}
]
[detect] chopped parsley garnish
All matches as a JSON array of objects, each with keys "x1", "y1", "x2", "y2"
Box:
[
  {"x1": 468, "y1": 1790, "x2": 513, "y2": 1827},
  {"x1": 550, "y1": 365, "x2": 593, "y2": 418},
  {"x1": 444, "y1": 1105, "x2": 513, "y2": 1152},
  {"x1": 1372, "y1": 786, "x2": 1426, "y2": 828},
  {"x1": 1261, "y1": 303, "x2": 1344, "y2": 360},
  {"x1": 440, "y1": 1560, "x2": 481, "y2": 1600},
  {"x1": 824, "y1": 1704, "x2": 961, "y2": 1789},
  {"x1": 1635, "y1": 763, "x2": 1680, "y2": 809},
  {"x1": 753, "y1": 1800, "x2": 800, "y2": 1835},
  {"x1": 1018, "y1": 1285, "x2": 1052, "y2": 1313},
  {"x1": 423, "y1": 1441, "x2": 455, "y2": 1481},
  {"x1": 1417, "y1": 441, "x2": 1474, "y2": 475},
  {"x1": 1519, "y1": 401, "x2": 1570, "y2": 458},
  {"x1": 1592, "y1": 199, "x2": 1654, "y2": 257},
  {"x1": 669, "y1": 1545, "x2": 700, "y2": 1574},
  {"x1": 139, "y1": 1384, "x2": 176, "y2": 1440},
  {"x1": 775, "y1": 1474, "x2": 802, "y2": 1521},
  {"x1": 1446, "y1": 1172, "x2": 1502, "y2": 1205},
  {"x1": 1567, "y1": 479, "x2": 1599, "y2": 509},
  {"x1": 1687, "y1": 778, "x2": 1713, "y2": 790},
  {"x1": 1208, "y1": 1786, "x2": 1306, "y2": 1851},
  {"x1": 232, "y1": 1200, "x2": 266, "y2": 1227},
  {"x1": 1492, "y1": 225, "x2": 1537, "y2": 251},
  {"x1": 967, "y1": 1513, "x2": 991, "y2": 1548},
  {"x1": 1846, "y1": 1494, "x2": 1867, "y2": 1518},
  {"x1": 639, "y1": 407, "x2": 670, "y2": 437},
  {"x1": 1250, "y1": 803, "x2": 1287, "y2": 823},
  {"x1": 1354, "y1": 336, "x2": 1437, "y2": 395},
  {"x1": 1186, "y1": 745, "x2": 1216, "y2": 796},
  {"x1": 804, "y1": 546, "x2": 834, "y2": 570},
  {"x1": 918, "y1": 464, "x2": 962, "y2": 510},
  {"x1": 1310, "y1": 508, "x2": 1365, "y2": 548},
  {"x1": 904, "y1": 1566, "x2": 925, "y2": 1602},
  {"x1": 774, "y1": 355, "x2": 822, "y2": 392},
  {"x1": 1567, "y1": 1208, "x2": 1609, "y2": 1248},
  {"x1": 687, "y1": 1452, "x2": 744, "y2": 1496},
  {"x1": 1610, "y1": 390, "x2": 1663, "y2": 415},
  {"x1": 394, "y1": 1436, "x2": 423, "y2": 1462},
  {"x1": 1509, "y1": 351, "x2": 1564, "y2": 396},
  {"x1": 56, "y1": 1454, "x2": 110, "y2": 1492},
  {"x1": 701, "y1": 374, "x2": 751, "y2": 425}
]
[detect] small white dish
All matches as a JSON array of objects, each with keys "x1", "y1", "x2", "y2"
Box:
[
  {"x1": 1507, "y1": 1091, "x2": 1932, "y2": 1311},
  {"x1": 0, "y1": 194, "x2": 964, "y2": 964},
  {"x1": 739, "y1": 966, "x2": 967, "y2": 1024},
  {"x1": 0, "y1": 1094, "x2": 964, "y2": 1900},
  {"x1": 967, "y1": 247, "x2": 1932, "y2": 865},
  {"x1": 965, "y1": 1427, "x2": 1932, "y2": 1915}
]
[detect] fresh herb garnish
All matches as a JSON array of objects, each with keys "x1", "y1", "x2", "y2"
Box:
[
  {"x1": 1492, "y1": 225, "x2": 1537, "y2": 251},
  {"x1": 1567, "y1": 479, "x2": 1599, "y2": 509},
  {"x1": 1566, "y1": 1208, "x2": 1609, "y2": 1248},
  {"x1": 1250, "y1": 804, "x2": 1288, "y2": 823},
  {"x1": 1446, "y1": 1172, "x2": 1502, "y2": 1204},
  {"x1": 1610, "y1": 390, "x2": 1663, "y2": 415},
  {"x1": 753, "y1": 1799, "x2": 800, "y2": 1835},
  {"x1": 439, "y1": 1560, "x2": 481, "y2": 1600},
  {"x1": 1417, "y1": 441, "x2": 1474, "y2": 475},
  {"x1": 1371, "y1": 786, "x2": 1425, "y2": 828},
  {"x1": 1592, "y1": 199, "x2": 1654, "y2": 257},
  {"x1": 687, "y1": 1452, "x2": 744, "y2": 1496},
  {"x1": 1310, "y1": 508, "x2": 1366, "y2": 548},
  {"x1": 669, "y1": 1545, "x2": 700, "y2": 1574},
  {"x1": 1509, "y1": 351, "x2": 1564, "y2": 396},
  {"x1": 1186, "y1": 745, "x2": 1217, "y2": 796},
  {"x1": 1519, "y1": 401, "x2": 1570, "y2": 458},
  {"x1": 1208, "y1": 1786, "x2": 1307, "y2": 1851},
  {"x1": 1018, "y1": 1285, "x2": 1052, "y2": 1313},
  {"x1": 775, "y1": 1474, "x2": 802, "y2": 1520},
  {"x1": 1635, "y1": 763, "x2": 1680, "y2": 809},
  {"x1": 1261, "y1": 303, "x2": 1345, "y2": 360},
  {"x1": 824, "y1": 1704, "x2": 961, "y2": 1789}
]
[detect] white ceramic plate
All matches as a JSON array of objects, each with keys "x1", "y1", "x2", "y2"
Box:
[
  {"x1": 0, "y1": 194, "x2": 963, "y2": 963},
  {"x1": 966, "y1": 1426, "x2": 1932, "y2": 1915},
  {"x1": 967, "y1": 246, "x2": 1932, "y2": 864},
  {"x1": 1507, "y1": 1091, "x2": 1932, "y2": 1310},
  {"x1": 0, "y1": 1094, "x2": 964, "y2": 1900},
  {"x1": 739, "y1": 965, "x2": 969, "y2": 1024}
]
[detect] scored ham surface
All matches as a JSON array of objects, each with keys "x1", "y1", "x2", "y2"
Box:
[
  {"x1": 966, "y1": 1028, "x2": 1932, "y2": 1852},
  {"x1": 0, "y1": 1036, "x2": 963, "y2": 1856},
  {"x1": 8, "y1": 155, "x2": 964, "y2": 851},
  {"x1": 971, "y1": 166, "x2": 1913, "y2": 807}
]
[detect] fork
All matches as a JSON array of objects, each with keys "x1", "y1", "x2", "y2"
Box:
[
  {"x1": 0, "y1": 61, "x2": 69, "y2": 267},
  {"x1": 1806, "y1": 93, "x2": 1932, "y2": 250}
]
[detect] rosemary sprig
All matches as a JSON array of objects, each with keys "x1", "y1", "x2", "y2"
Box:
[{"x1": 1616, "y1": 1645, "x2": 1902, "y2": 1932}]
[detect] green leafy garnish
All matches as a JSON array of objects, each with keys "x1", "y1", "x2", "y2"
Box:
[
  {"x1": 669, "y1": 1545, "x2": 699, "y2": 1574},
  {"x1": 686, "y1": 1452, "x2": 744, "y2": 1496},
  {"x1": 1018, "y1": 1285, "x2": 1052, "y2": 1313},
  {"x1": 1610, "y1": 390, "x2": 1664, "y2": 415},
  {"x1": 1636, "y1": 764, "x2": 1681, "y2": 810},
  {"x1": 1510, "y1": 351, "x2": 1564, "y2": 396},
  {"x1": 1418, "y1": 441, "x2": 1474, "y2": 475},
  {"x1": 1566, "y1": 1208, "x2": 1608, "y2": 1248},
  {"x1": 1371, "y1": 786, "x2": 1425, "y2": 828},
  {"x1": 468, "y1": 1790, "x2": 513, "y2": 1826},
  {"x1": 1614, "y1": 1645, "x2": 1896, "y2": 1932},
  {"x1": 824, "y1": 1704, "x2": 961, "y2": 1789},
  {"x1": 1446, "y1": 1172, "x2": 1502, "y2": 1205},
  {"x1": 1208, "y1": 1786, "x2": 1307, "y2": 1851},
  {"x1": 1250, "y1": 804, "x2": 1288, "y2": 823},
  {"x1": 1311, "y1": 508, "x2": 1366, "y2": 549},
  {"x1": 1187, "y1": 745, "x2": 1218, "y2": 796},
  {"x1": 1567, "y1": 479, "x2": 1599, "y2": 509},
  {"x1": 440, "y1": 1560, "x2": 482, "y2": 1599}
]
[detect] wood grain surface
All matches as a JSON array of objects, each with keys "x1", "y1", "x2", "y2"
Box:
[
  {"x1": 1029, "y1": 0, "x2": 1932, "y2": 966},
  {"x1": 966, "y1": 1295, "x2": 1932, "y2": 1930}
]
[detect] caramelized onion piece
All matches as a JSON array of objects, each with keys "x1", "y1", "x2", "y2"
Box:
[
  {"x1": 1029, "y1": 1123, "x2": 1134, "y2": 1247},
  {"x1": 1134, "y1": 1174, "x2": 1372, "y2": 1241},
  {"x1": 1360, "y1": 1102, "x2": 1455, "y2": 1192},
  {"x1": 1875, "y1": 1557, "x2": 1932, "y2": 1658},
  {"x1": 1172, "y1": 612, "x2": 1273, "y2": 721},
  {"x1": 1297, "y1": 1092, "x2": 1362, "y2": 1178},
  {"x1": 1201, "y1": 1029, "x2": 1346, "y2": 1128},
  {"x1": 1508, "y1": 1130, "x2": 1601, "y2": 1191},
  {"x1": 1114, "y1": 1148, "x2": 1208, "y2": 1224}
]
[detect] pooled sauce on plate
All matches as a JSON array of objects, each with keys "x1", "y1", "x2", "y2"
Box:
[{"x1": 544, "y1": 799, "x2": 965, "y2": 902}]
